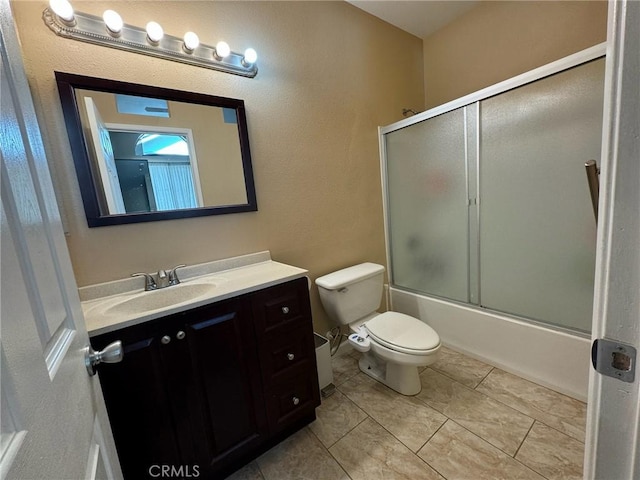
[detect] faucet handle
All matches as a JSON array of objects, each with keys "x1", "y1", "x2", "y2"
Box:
[
  {"x1": 132, "y1": 272, "x2": 157, "y2": 291},
  {"x1": 168, "y1": 264, "x2": 187, "y2": 285}
]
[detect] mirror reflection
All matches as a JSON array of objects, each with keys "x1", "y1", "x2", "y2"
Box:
[{"x1": 56, "y1": 72, "x2": 257, "y2": 227}]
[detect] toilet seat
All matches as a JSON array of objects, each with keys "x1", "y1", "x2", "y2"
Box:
[{"x1": 365, "y1": 312, "x2": 440, "y2": 355}]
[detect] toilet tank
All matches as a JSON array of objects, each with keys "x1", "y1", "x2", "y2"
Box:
[{"x1": 315, "y1": 263, "x2": 385, "y2": 325}]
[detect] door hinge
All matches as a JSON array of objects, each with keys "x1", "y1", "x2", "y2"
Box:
[{"x1": 591, "y1": 339, "x2": 636, "y2": 383}]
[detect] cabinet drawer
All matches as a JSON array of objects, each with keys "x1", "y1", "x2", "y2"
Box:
[
  {"x1": 265, "y1": 375, "x2": 317, "y2": 433},
  {"x1": 252, "y1": 278, "x2": 311, "y2": 335},
  {"x1": 259, "y1": 326, "x2": 314, "y2": 384}
]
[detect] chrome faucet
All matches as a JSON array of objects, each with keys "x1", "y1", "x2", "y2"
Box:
[
  {"x1": 156, "y1": 269, "x2": 169, "y2": 288},
  {"x1": 132, "y1": 264, "x2": 186, "y2": 291},
  {"x1": 168, "y1": 264, "x2": 186, "y2": 286}
]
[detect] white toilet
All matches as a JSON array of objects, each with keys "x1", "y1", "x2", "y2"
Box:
[{"x1": 315, "y1": 263, "x2": 440, "y2": 395}]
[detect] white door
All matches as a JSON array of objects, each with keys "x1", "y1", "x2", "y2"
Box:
[
  {"x1": 84, "y1": 97, "x2": 126, "y2": 215},
  {"x1": 585, "y1": 0, "x2": 640, "y2": 478},
  {"x1": 0, "y1": 2, "x2": 122, "y2": 479}
]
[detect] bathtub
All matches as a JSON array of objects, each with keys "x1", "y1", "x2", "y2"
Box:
[{"x1": 391, "y1": 287, "x2": 591, "y2": 401}]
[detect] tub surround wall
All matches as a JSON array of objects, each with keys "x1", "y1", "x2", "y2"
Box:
[
  {"x1": 422, "y1": 0, "x2": 607, "y2": 108},
  {"x1": 10, "y1": 1, "x2": 424, "y2": 335}
]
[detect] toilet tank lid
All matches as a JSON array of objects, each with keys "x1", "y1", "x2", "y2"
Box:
[{"x1": 315, "y1": 263, "x2": 385, "y2": 290}]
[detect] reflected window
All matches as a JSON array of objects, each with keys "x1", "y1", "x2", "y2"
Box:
[
  {"x1": 108, "y1": 130, "x2": 201, "y2": 213},
  {"x1": 135, "y1": 134, "x2": 189, "y2": 156}
]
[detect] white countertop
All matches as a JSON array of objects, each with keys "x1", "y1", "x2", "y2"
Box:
[{"x1": 81, "y1": 252, "x2": 308, "y2": 337}]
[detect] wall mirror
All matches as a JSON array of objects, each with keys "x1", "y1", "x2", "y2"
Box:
[{"x1": 55, "y1": 72, "x2": 257, "y2": 227}]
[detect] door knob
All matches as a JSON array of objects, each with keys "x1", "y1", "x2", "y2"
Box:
[{"x1": 84, "y1": 341, "x2": 123, "y2": 376}]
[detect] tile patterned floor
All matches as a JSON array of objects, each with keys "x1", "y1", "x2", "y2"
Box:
[{"x1": 227, "y1": 346, "x2": 586, "y2": 480}]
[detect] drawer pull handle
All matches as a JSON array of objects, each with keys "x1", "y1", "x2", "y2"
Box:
[
  {"x1": 282, "y1": 306, "x2": 290, "y2": 314},
  {"x1": 161, "y1": 335, "x2": 171, "y2": 345},
  {"x1": 176, "y1": 331, "x2": 186, "y2": 340},
  {"x1": 292, "y1": 396, "x2": 300, "y2": 406},
  {"x1": 287, "y1": 353, "x2": 295, "y2": 361}
]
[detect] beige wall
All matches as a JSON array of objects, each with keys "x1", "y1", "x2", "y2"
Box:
[
  {"x1": 423, "y1": 1, "x2": 607, "y2": 109},
  {"x1": 11, "y1": 1, "x2": 424, "y2": 334}
]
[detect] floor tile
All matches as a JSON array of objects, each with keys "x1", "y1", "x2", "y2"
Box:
[
  {"x1": 329, "y1": 418, "x2": 443, "y2": 480},
  {"x1": 430, "y1": 347, "x2": 494, "y2": 388},
  {"x1": 256, "y1": 427, "x2": 349, "y2": 480},
  {"x1": 332, "y1": 351, "x2": 361, "y2": 386},
  {"x1": 418, "y1": 420, "x2": 544, "y2": 480},
  {"x1": 308, "y1": 389, "x2": 369, "y2": 448},
  {"x1": 476, "y1": 368, "x2": 587, "y2": 442},
  {"x1": 516, "y1": 422, "x2": 585, "y2": 480},
  {"x1": 417, "y1": 368, "x2": 534, "y2": 455},
  {"x1": 339, "y1": 373, "x2": 447, "y2": 452},
  {"x1": 225, "y1": 461, "x2": 264, "y2": 480}
]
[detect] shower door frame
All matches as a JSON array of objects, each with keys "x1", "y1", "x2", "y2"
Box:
[{"x1": 379, "y1": 42, "x2": 606, "y2": 336}]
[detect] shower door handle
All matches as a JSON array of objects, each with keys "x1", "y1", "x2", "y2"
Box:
[{"x1": 585, "y1": 160, "x2": 599, "y2": 223}]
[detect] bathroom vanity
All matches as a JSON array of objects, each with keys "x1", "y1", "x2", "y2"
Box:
[{"x1": 82, "y1": 253, "x2": 320, "y2": 479}]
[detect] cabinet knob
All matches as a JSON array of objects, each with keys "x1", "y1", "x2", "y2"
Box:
[
  {"x1": 176, "y1": 331, "x2": 186, "y2": 340},
  {"x1": 161, "y1": 335, "x2": 171, "y2": 345},
  {"x1": 281, "y1": 306, "x2": 290, "y2": 314},
  {"x1": 287, "y1": 353, "x2": 295, "y2": 361},
  {"x1": 292, "y1": 396, "x2": 300, "y2": 406}
]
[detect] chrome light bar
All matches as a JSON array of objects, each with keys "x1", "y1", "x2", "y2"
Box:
[{"x1": 42, "y1": 7, "x2": 258, "y2": 78}]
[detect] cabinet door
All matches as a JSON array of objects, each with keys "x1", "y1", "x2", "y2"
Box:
[
  {"x1": 181, "y1": 299, "x2": 268, "y2": 474},
  {"x1": 93, "y1": 333, "x2": 181, "y2": 479}
]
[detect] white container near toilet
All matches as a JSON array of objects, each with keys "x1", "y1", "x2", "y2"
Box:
[
  {"x1": 314, "y1": 333, "x2": 334, "y2": 395},
  {"x1": 315, "y1": 263, "x2": 440, "y2": 395}
]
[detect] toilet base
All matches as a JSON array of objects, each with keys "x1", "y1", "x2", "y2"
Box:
[{"x1": 358, "y1": 352, "x2": 422, "y2": 396}]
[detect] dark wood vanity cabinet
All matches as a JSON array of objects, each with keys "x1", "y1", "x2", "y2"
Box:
[{"x1": 91, "y1": 277, "x2": 320, "y2": 479}]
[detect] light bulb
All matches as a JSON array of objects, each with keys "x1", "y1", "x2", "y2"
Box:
[
  {"x1": 146, "y1": 21, "x2": 164, "y2": 44},
  {"x1": 243, "y1": 48, "x2": 258, "y2": 65},
  {"x1": 183, "y1": 31, "x2": 199, "y2": 52},
  {"x1": 49, "y1": 0, "x2": 75, "y2": 23},
  {"x1": 103, "y1": 10, "x2": 123, "y2": 35},
  {"x1": 214, "y1": 41, "x2": 230, "y2": 60}
]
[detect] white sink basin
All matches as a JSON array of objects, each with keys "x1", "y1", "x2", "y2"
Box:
[
  {"x1": 104, "y1": 278, "x2": 224, "y2": 317},
  {"x1": 82, "y1": 256, "x2": 310, "y2": 337}
]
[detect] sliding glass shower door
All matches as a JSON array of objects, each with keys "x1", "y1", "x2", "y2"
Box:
[
  {"x1": 479, "y1": 59, "x2": 604, "y2": 332},
  {"x1": 383, "y1": 55, "x2": 604, "y2": 334},
  {"x1": 385, "y1": 108, "x2": 469, "y2": 303}
]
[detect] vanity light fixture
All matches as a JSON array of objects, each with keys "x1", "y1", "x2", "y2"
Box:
[
  {"x1": 183, "y1": 32, "x2": 199, "y2": 53},
  {"x1": 43, "y1": 2, "x2": 258, "y2": 78},
  {"x1": 145, "y1": 21, "x2": 164, "y2": 45},
  {"x1": 48, "y1": 0, "x2": 75, "y2": 25},
  {"x1": 214, "y1": 41, "x2": 231, "y2": 60},
  {"x1": 242, "y1": 48, "x2": 258, "y2": 67},
  {"x1": 102, "y1": 10, "x2": 122, "y2": 36}
]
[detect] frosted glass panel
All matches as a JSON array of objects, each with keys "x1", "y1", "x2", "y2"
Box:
[
  {"x1": 479, "y1": 59, "x2": 604, "y2": 332},
  {"x1": 386, "y1": 108, "x2": 468, "y2": 302}
]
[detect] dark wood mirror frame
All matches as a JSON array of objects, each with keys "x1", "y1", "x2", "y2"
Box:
[{"x1": 55, "y1": 72, "x2": 257, "y2": 227}]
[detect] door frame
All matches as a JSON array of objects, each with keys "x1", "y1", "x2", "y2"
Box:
[{"x1": 584, "y1": 0, "x2": 640, "y2": 478}]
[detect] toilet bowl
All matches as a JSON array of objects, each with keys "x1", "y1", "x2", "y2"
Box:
[{"x1": 315, "y1": 263, "x2": 440, "y2": 395}]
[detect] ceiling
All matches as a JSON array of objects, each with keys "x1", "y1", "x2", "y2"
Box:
[{"x1": 347, "y1": 1, "x2": 479, "y2": 39}]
